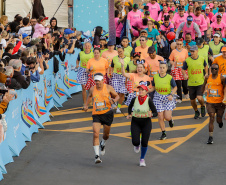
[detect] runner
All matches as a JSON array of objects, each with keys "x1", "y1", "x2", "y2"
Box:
[
  {"x1": 76, "y1": 41, "x2": 94, "y2": 105},
  {"x1": 159, "y1": 16, "x2": 174, "y2": 35},
  {"x1": 171, "y1": 6, "x2": 188, "y2": 30},
  {"x1": 135, "y1": 36, "x2": 149, "y2": 60},
  {"x1": 120, "y1": 36, "x2": 133, "y2": 58},
  {"x1": 209, "y1": 33, "x2": 224, "y2": 59},
  {"x1": 169, "y1": 38, "x2": 189, "y2": 103},
  {"x1": 99, "y1": 36, "x2": 108, "y2": 56},
  {"x1": 111, "y1": 46, "x2": 130, "y2": 113},
  {"x1": 212, "y1": 46, "x2": 226, "y2": 78},
  {"x1": 83, "y1": 73, "x2": 119, "y2": 164},
  {"x1": 149, "y1": 60, "x2": 177, "y2": 140},
  {"x1": 127, "y1": 84, "x2": 157, "y2": 167},
  {"x1": 182, "y1": 45, "x2": 208, "y2": 119},
  {"x1": 202, "y1": 64, "x2": 226, "y2": 144},
  {"x1": 210, "y1": 13, "x2": 226, "y2": 38}
]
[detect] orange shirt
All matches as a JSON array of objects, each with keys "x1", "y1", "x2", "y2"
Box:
[
  {"x1": 92, "y1": 84, "x2": 111, "y2": 115},
  {"x1": 145, "y1": 55, "x2": 164, "y2": 78},
  {"x1": 129, "y1": 73, "x2": 152, "y2": 92},
  {"x1": 213, "y1": 55, "x2": 226, "y2": 77},
  {"x1": 135, "y1": 46, "x2": 149, "y2": 60},
  {"x1": 87, "y1": 57, "x2": 109, "y2": 76},
  {"x1": 169, "y1": 48, "x2": 188, "y2": 68},
  {"x1": 206, "y1": 74, "x2": 224, "y2": 103},
  {"x1": 102, "y1": 50, "x2": 118, "y2": 67}
]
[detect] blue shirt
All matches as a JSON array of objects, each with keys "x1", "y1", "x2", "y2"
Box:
[
  {"x1": 144, "y1": 28, "x2": 160, "y2": 41},
  {"x1": 213, "y1": 8, "x2": 219, "y2": 15},
  {"x1": 184, "y1": 4, "x2": 188, "y2": 12},
  {"x1": 183, "y1": 40, "x2": 196, "y2": 56},
  {"x1": 202, "y1": 4, "x2": 206, "y2": 11}
]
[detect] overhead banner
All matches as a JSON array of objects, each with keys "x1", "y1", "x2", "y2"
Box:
[{"x1": 0, "y1": 51, "x2": 82, "y2": 181}]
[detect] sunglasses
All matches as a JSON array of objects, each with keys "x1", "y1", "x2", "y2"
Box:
[
  {"x1": 211, "y1": 68, "x2": 218, "y2": 70},
  {"x1": 140, "y1": 39, "x2": 145, "y2": 41}
]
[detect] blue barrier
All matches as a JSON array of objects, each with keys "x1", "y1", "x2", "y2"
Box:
[{"x1": 0, "y1": 49, "x2": 82, "y2": 181}]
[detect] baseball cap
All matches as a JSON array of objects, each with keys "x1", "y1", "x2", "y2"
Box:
[
  {"x1": 64, "y1": 28, "x2": 74, "y2": 35},
  {"x1": 148, "y1": 46, "x2": 156, "y2": 53},
  {"x1": 137, "y1": 84, "x2": 148, "y2": 91},
  {"x1": 107, "y1": 40, "x2": 115, "y2": 46},
  {"x1": 178, "y1": 6, "x2": 184, "y2": 11},
  {"x1": 140, "y1": 29, "x2": 148, "y2": 34},
  {"x1": 144, "y1": 11, "x2": 150, "y2": 15},
  {"x1": 144, "y1": 6, "x2": 149, "y2": 10},
  {"x1": 190, "y1": 45, "x2": 198, "y2": 51},
  {"x1": 168, "y1": 10, "x2": 174, "y2": 13},
  {"x1": 133, "y1": 3, "x2": 139, "y2": 9},
  {"x1": 205, "y1": 6, "x2": 210, "y2": 10},
  {"x1": 94, "y1": 73, "x2": 104, "y2": 81},
  {"x1": 187, "y1": 16, "x2": 193, "y2": 22},
  {"x1": 217, "y1": 13, "x2": 222, "y2": 18},
  {"x1": 22, "y1": 33, "x2": 29, "y2": 39},
  {"x1": 196, "y1": 38, "x2": 204, "y2": 46},
  {"x1": 221, "y1": 47, "x2": 226, "y2": 52},
  {"x1": 213, "y1": 33, "x2": 220, "y2": 38}
]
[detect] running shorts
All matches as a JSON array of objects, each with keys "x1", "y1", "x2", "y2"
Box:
[
  {"x1": 188, "y1": 85, "x2": 203, "y2": 100},
  {"x1": 92, "y1": 110, "x2": 114, "y2": 126},
  {"x1": 206, "y1": 103, "x2": 225, "y2": 115}
]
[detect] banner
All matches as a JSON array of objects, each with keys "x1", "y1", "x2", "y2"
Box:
[{"x1": 0, "y1": 51, "x2": 82, "y2": 181}]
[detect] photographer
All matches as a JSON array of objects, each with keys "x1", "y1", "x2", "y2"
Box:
[
  {"x1": 63, "y1": 29, "x2": 76, "y2": 54},
  {"x1": 26, "y1": 57, "x2": 40, "y2": 82},
  {"x1": 9, "y1": 59, "x2": 30, "y2": 89}
]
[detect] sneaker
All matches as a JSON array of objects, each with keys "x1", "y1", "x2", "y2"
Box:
[
  {"x1": 111, "y1": 103, "x2": 117, "y2": 109},
  {"x1": 201, "y1": 106, "x2": 206, "y2": 117},
  {"x1": 184, "y1": 94, "x2": 189, "y2": 99},
  {"x1": 95, "y1": 155, "x2": 102, "y2": 164},
  {"x1": 99, "y1": 144, "x2": 105, "y2": 156},
  {"x1": 218, "y1": 122, "x2": 223, "y2": 128},
  {"x1": 159, "y1": 133, "x2": 167, "y2": 140},
  {"x1": 139, "y1": 159, "x2": 146, "y2": 167},
  {"x1": 116, "y1": 108, "x2": 122, "y2": 114},
  {"x1": 207, "y1": 136, "x2": 213, "y2": 144},
  {"x1": 177, "y1": 99, "x2": 182, "y2": 103},
  {"x1": 169, "y1": 120, "x2": 174, "y2": 128},
  {"x1": 194, "y1": 111, "x2": 200, "y2": 119},
  {"x1": 134, "y1": 146, "x2": 140, "y2": 153}
]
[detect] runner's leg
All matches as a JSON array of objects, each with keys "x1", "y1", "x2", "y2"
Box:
[
  {"x1": 131, "y1": 117, "x2": 141, "y2": 147},
  {"x1": 158, "y1": 112, "x2": 165, "y2": 131},
  {"x1": 82, "y1": 85, "x2": 87, "y2": 104},
  {"x1": 175, "y1": 80, "x2": 182, "y2": 101}
]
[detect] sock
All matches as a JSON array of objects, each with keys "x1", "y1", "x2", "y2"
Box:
[
  {"x1": 209, "y1": 132, "x2": 213, "y2": 137},
  {"x1": 140, "y1": 147, "x2": 148, "y2": 159},
  {"x1": 100, "y1": 139, "x2": 107, "y2": 146},
  {"x1": 117, "y1": 104, "x2": 122, "y2": 109},
  {"x1": 93, "y1": 145, "x2": 99, "y2": 156},
  {"x1": 162, "y1": 131, "x2": 166, "y2": 135}
]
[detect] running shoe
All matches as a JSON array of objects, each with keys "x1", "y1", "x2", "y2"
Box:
[
  {"x1": 207, "y1": 136, "x2": 213, "y2": 144},
  {"x1": 159, "y1": 133, "x2": 167, "y2": 140},
  {"x1": 139, "y1": 159, "x2": 146, "y2": 167},
  {"x1": 134, "y1": 145, "x2": 140, "y2": 153},
  {"x1": 116, "y1": 108, "x2": 122, "y2": 114},
  {"x1": 99, "y1": 144, "x2": 105, "y2": 156},
  {"x1": 111, "y1": 103, "x2": 117, "y2": 109},
  {"x1": 177, "y1": 99, "x2": 182, "y2": 103},
  {"x1": 194, "y1": 110, "x2": 200, "y2": 119},
  {"x1": 184, "y1": 94, "x2": 189, "y2": 99},
  {"x1": 218, "y1": 122, "x2": 223, "y2": 128},
  {"x1": 201, "y1": 106, "x2": 206, "y2": 117},
  {"x1": 95, "y1": 155, "x2": 102, "y2": 164},
  {"x1": 169, "y1": 120, "x2": 174, "y2": 128}
]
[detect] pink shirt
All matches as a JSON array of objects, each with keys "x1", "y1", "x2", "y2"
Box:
[
  {"x1": 160, "y1": 23, "x2": 174, "y2": 34},
  {"x1": 147, "y1": 2, "x2": 161, "y2": 21},
  {"x1": 211, "y1": 13, "x2": 226, "y2": 24},
  {"x1": 133, "y1": 19, "x2": 148, "y2": 30},
  {"x1": 206, "y1": 12, "x2": 214, "y2": 21},
  {"x1": 158, "y1": 12, "x2": 169, "y2": 21},
  {"x1": 172, "y1": 13, "x2": 188, "y2": 29},
  {"x1": 193, "y1": 14, "x2": 206, "y2": 35},
  {"x1": 115, "y1": 18, "x2": 123, "y2": 38},
  {"x1": 127, "y1": 10, "x2": 142, "y2": 26},
  {"x1": 211, "y1": 21, "x2": 226, "y2": 38}
]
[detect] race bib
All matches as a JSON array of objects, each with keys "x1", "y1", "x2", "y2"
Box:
[
  {"x1": 95, "y1": 101, "x2": 108, "y2": 111},
  {"x1": 209, "y1": 89, "x2": 220, "y2": 97},
  {"x1": 150, "y1": 71, "x2": 158, "y2": 77},
  {"x1": 177, "y1": 62, "x2": 183, "y2": 68}
]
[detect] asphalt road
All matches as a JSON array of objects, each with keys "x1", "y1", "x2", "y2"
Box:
[{"x1": 1, "y1": 92, "x2": 226, "y2": 185}]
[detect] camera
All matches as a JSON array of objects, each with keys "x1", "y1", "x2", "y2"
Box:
[{"x1": 25, "y1": 66, "x2": 29, "y2": 76}]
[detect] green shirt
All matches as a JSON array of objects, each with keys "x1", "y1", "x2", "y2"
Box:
[
  {"x1": 124, "y1": 46, "x2": 133, "y2": 58},
  {"x1": 79, "y1": 51, "x2": 94, "y2": 68},
  {"x1": 132, "y1": 97, "x2": 150, "y2": 118},
  {"x1": 127, "y1": 61, "x2": 137, "y2": 73},
  {"x1": 209, "y1": 41, "x2": 224, "y2": 55},
  {"x1": 198, "y1": 45, "x2": 209, "y2": 65},
  {"x1": 135, "y1": 39, "x2": 153, "y2": 47},
  {"x1": 112, "y1": 56, "x2": 130, "y2": 74},
  {"x1": 154, "y1": 74, "x2": 172, "y2": 95}
]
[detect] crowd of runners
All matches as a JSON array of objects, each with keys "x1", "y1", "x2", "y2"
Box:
[{"x1": 81, "y1": 0, "x2": 226, "y2": 166}]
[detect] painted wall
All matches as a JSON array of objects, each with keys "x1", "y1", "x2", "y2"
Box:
[{"x1": 73, "y1": 0, "x2": 109, "y2": 39}]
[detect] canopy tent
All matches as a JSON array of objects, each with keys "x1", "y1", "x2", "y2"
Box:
[{"x1": 5, "y1": 0, "x2": 68, "y2": 27}]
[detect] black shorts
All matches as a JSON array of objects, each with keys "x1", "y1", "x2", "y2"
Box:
[
  {"x1": 206, "y1": 103, "x2": 225, "y2": 115},
  {"x1": 188, "y1": 85, "x2": 203, "y2": 100},
  {"x1": 92, "y1": 110, "x2": 114, "y2": 126}
]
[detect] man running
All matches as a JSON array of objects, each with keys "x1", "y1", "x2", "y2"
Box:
[
  {"x1": 202, "y1": 64, "x2": 226, "y2": 144},
  {"x1": 182, "y1": 45, "x2": 208, "y2": 119},
  {"x1": 83, "y1": 73, "x2": 119, "y2": 164}
]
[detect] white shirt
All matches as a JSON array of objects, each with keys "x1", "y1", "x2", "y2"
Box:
[
  {"x1": 18, "y1": 26, "x2": 32, "y2": 35},
  {"x1": 0, "y1": 39, "x2": 7, "y2": 48}
]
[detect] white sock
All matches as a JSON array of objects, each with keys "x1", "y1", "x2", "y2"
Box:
[
  {"x1": 100, "y1": 139, "x2": 107, "y2": 146},
  {"x1": 93, "y1": 145, "x2": 99, "y2": 156}
]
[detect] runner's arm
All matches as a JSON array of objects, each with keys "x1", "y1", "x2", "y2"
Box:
[
  {"x1": 108, "y1": 85, "x2": 119, "y2": 103},
  {"x1": 120, "y1": 59, "x2": 130, "y2": 78},
  {"x1": 83, "y1": 87, "x2": 94, "y2": 111},
  {"x1": 201, "y1": 75, "x2": 208, "y2": 94},
  {"x1": 148, "y1": 98, "x2": 158, "y2": 117},
  {"x1": 175, "y1": 22, "x2": 184, "y2": 39},
  {"x1": 128, "y1": 97, "x2": 136, "y2": 115}
]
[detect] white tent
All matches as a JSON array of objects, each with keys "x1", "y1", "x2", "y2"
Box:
[{"x1": 5, "y1": 0, "x2": 68, "y2": 27}]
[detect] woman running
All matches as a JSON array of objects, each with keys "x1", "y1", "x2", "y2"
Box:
[
  {"x1": 85, "y1": 47, "x2": 108, "y2": 90},
  {"x1": 76, "y1": 41, "x2": 94, "y2": 105},
  {"x1": 150, "y1": 60, "x2": 177, "y2": 140},
  {"x1": 120, "y1": 59, "x2": 151, "y2": 106},
  {"x1": 209, "y1": 33, "x2": 224, "y2": 59},
  {"x1": 111, "y1": 46, "x2": 130, "y2": 113},
  {"x1": 169, "y1": 38, "x2": 189, "y2": 103},
  {"x1": 127, "y1": 84, "x2": 157, "y2": 167},
  {"x1": 121, "y1": 36, "x2": 133, "y2": 58}
]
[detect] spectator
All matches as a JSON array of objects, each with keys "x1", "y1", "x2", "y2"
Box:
[
  {"x1": 9, "y1": 59, "x2": 30, "y2": 89},
  {"x1": 33, "y1": 16, "x2": 50, "y2": 38},
  {"x1": 49, "y1": 17, "x2": 58, "y2": 32},
  {"x1": 2, "y1": 43, "x2": 21, "y2": 64},
  {"x1": 26, "y1": 57, "x2": 40, "y2": 82},
  {"x1": 0, "y1": 31, "x2": 8, "y2": 49},
  {"x1": 18, "y1": 17, "x2": 32, "y2": 36},
  {"x1": 20, "y1": 56, "x2": 28, "y2": 74},
  {"x1": 5, "y1": 66, "x2": 21, "y2": 90}
]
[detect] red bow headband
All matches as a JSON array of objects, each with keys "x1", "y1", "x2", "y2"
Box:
[{"x1": 94, "y1": 45, "x2": 100, "y2": 48}]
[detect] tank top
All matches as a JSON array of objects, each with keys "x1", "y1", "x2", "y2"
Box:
[
  {"x1": 154, "y1": 74, "x2": 172, "y2": 95},
  {"x1": 209, "y1": 41, "x2": 224, "y2": 55},
  {"x1": 207, "y1": 74, "x2": 224, "y2": 103},
  {"x1": 183, "y1": 22, "x2": 195, "y2": 40},
  {"x1": 92, "y1": 84, "x2": 112, "y2": 115},
  {"x1": 79, "y1": 51, "x2": 94, "y2": 68},
  {"x1": 132, "y1": 97, "x2": 150, "y2": 118}
]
